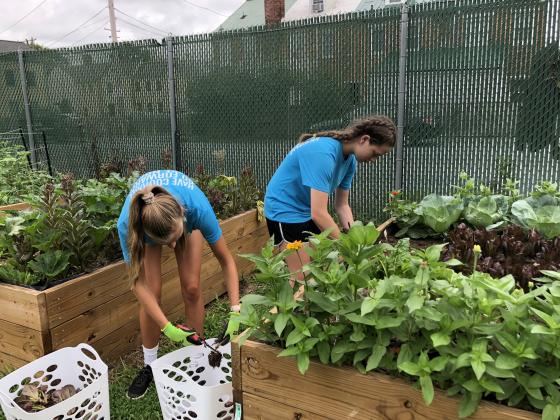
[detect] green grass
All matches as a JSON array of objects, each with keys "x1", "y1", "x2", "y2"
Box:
[{"x1": 0, "y1": 276, "x2": 272, "y2": 420}]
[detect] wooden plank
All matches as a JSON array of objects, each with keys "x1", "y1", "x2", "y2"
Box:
[
  {"x1": 88, "y1": 317, "x2": 141, "y2": 367},
  {"x1": 0, "y1": 202, "x2": 30, "y2": 211},
  {"x1": 0, "y1": 351, "x2": 28, "y2": 371},
  {"x1": 243, "y1": 393, "x2": 325, "y2": 420},
  {"x1": 50, "y1": 289, "x2": 138, "y2": 350},
  {"x1": 237, "y1": 341, "x2": 539, "y2": 420},
  {"x1": 0, "y1": 319, "x2": 50, "y2": 363},
  {"x1": 0, "y1": 283, "x2": 44, "y2": 330},
  {"x1": 45, "y1": 261, "x2": 131, "y2": 329}
]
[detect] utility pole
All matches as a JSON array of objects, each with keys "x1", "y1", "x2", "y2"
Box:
[{"x1": 107, "y1": 0, "x2": 118, "y2": 43}]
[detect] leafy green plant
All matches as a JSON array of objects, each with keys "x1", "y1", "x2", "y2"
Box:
[
  {"x1": 232, "y1": 222, "x2": 560, "y2": 418},
  {"x1": 0, "y1": 141, "x2": 51, "y2": 205},
  {"x1": 414, "y1": 194, "x2": 464, "y2": 233},
  {"x1": 383, "y1": 190, "x2": 425, "y2": 238},
  {"x1": 512, "y1": 199, "x2": 560, "y2": 240},
  {"x1": 192, "y1": 165, "x2": 262, "y2": 219},
  {"x1": 0, "y1": 172, "x2": 137, "y2": 288},
  {"x1": 463, "y1": 195, "x2": 509, "y2": 228}
]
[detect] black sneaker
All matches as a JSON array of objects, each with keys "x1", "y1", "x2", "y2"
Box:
[{"x1": 127, "y1": 365, "x2": 153, "y2": 400}]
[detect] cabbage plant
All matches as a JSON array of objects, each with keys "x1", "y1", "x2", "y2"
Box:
[{"x1": 414, "y1": 194, "x2": 464, "y2": 233}]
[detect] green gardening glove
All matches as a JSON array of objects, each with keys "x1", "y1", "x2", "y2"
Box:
[{"x1": 161, "y1": 322, "x2": 190, "y2": 343}]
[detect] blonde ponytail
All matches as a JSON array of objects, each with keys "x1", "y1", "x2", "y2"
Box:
[{"x1": 127, "y1": 185, "x2": 185, "y2": 285}]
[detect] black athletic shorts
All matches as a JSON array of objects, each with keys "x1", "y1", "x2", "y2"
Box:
[{"x1": 266, "y1": 218, "x2": 321, "y2": 246}]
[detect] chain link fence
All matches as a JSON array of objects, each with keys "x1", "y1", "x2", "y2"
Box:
[{"x1": 0, "y1": 0, "x2": 558, "y2": 221}]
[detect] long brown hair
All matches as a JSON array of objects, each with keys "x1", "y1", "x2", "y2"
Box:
[
  {"x1": 299, "y1": 115, "x2": 396, "y2": 146},
  {"x1": 127, "y1": 185, "x2": 186, "y2": 284}
]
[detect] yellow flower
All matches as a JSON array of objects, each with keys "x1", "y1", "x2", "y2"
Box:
[
  {"x1": 473, "y1": 244, "x2": 481, "y2": 254},
  {"x1": 286, "y1": 240, "x2": 303, "y2": 251}
]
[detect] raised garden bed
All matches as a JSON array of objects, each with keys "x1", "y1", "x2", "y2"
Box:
[
  {"x1": 0, "y1": 203, "x2": 30, "y2": 212},
  {"x1": 232, "y1": 339, "x2": 538, "y2": 420},
  {"x1": 0, "y1": 209, "x2": 268, "y2": 370}
]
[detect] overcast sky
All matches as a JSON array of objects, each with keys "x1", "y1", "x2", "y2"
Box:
[{"x1": 0, "y1": 0, "x2": 245, "y2": 48}]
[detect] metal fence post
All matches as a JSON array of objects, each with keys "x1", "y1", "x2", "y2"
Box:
[
  {"x1": 394, "y1": 1, "x2": 409, "y2": 190},
  {"x1": 17, "y1": 48, "x2": 36, "y2": 169},
  {"x1": 166, "y1": 36, "x2": 181, "y2": 170}
]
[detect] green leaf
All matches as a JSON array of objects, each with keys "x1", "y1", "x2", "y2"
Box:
[
  {"x1": 331, "y1": 342, "x2": 353, "y2": 363},
  {"x1": 277, "y1": 281, "x2": 296, "y2": 311},
  {"x1": 241, "y1": 294, "x2": 270, "y2": 305},
  {"x1": 306, "y1": 290, "x2": 338, "y2": 313},
  {"x1": 274, "y1": 313, "x2": 290, "y2": 337},
  {"x1": 296, "y1": 352, "x2": 310, "y2": 375},
  {"x1": 459, "y1": 392, "x2": 481, "y2": 418},
  {"x1": 278, "y1": 347, "x2": 300, "y2": 357},
  {"x1": 531, "y1": 325, "x2": 554, "y2": 335},
  {"x1": 543, "y1": 403, "x2": 560, "y2": 420},
  {"x1": 353, "y1": 349, "x2": 370, "y2": 365},
  {"x1": 420, "y1": 375, "x2": 434, "y2": 405},
  {"x1": 302, "y1": 338, "x2": 320, "y2": 353},
  {"x1": 471, "y1": 359, "x2": 486, "y2": 380},
  {"x1": 479, "y1": 377, "x2": 504, "y2": 394},
  {"x1": 429, "y1": 356, "x2": 447, "y2": 372},
  {"x1": 486, "y1": 365, "x2": 515, "y2": 378},
  {"x1": 28, "y1": 250, "x2": 70, "y2": 279},
  {"x1": 286, "y1": 329, "x2": 305, "y2": 347},
  {"x1": 317, "y1": 341, "x2": 330, "y2": 364},
  {"x1": 462, "y1": 379, "x2": 484, "y2": 393},
  {"x1": 376, "y1": 315, "x2": 405, "y2": 329},
  {"x1": 399, "y1": 361, "x2": 421, "y2": 376},
  {"x1": 344, "y1": 312, "x2": 377, "y2": 326},
  {"x1": 531, "y1": 308, "x2": 560, "y2": 330},
  {"x1": 290, "y1": 315, "x2": 310, "y2": 336},
  {"x1": 444, "y1": 258, "x2": 463, "y2": 267},
  {"x1": 406, "y1": 294, "x2": 425, "y2": 313},
  {"x1": 350, "y1": 331, "x2": 366, "y2": 342},
  {"x1": 425, "y1": 244, "x2": 445, "y2": 262},
  {"x1": 495, "y1": 354, "x2": 520, "y2": 370},
  {"x1": 431, "y1": 331, "x2": 451, "y2": 347},
  {"x1": 365, "y1": 345, "x2": 386, "y2": 372},
  {"x1": 361, "y1": 296, "x2": 378, "y2": 316}
]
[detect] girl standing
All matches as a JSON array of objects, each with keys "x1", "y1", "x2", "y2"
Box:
[
  {"x1": 265, "y1": 115, "x2": 396, "y2": 281},
  {"x1": 117, "y1": 169, "x2": 240, "y2": 399}
]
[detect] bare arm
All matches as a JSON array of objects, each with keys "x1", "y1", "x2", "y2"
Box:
[
  {"x1": 334, "y1": 188, "x2": 354, "y2": 232},
  {"x1": 131, "y1": 244, "x2": 168, "y2": 329},
  {"x1": 210, "y1": 236, "x2": 240, "y2": 307},
  {"x1": 310, "y1": 188, "x2": 341, "y2": 239}
]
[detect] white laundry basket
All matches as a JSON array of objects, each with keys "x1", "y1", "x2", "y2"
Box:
[
  {"x1": 151, "y1": 339, "x2": 234, "y2": 420},
  {"x1": 0, "y1": 343, "x2": 109, "y2": 420}
]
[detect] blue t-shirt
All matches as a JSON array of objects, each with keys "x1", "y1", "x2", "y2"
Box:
[
  {"x1": 117, "y1": 170, "x2": 222, "y2": 263},
  {"x1": 264, "y1": 137, "x2": 357, "y2": 223}
]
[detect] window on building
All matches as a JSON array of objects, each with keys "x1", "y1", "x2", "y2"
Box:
[{"x1": 311, "y1": 0, "x2": 324, "y2": 13}]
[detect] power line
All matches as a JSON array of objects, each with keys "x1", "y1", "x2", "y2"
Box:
[
  {"x1": 181, "y1": 0, "x2": 228, "y2": 17},
  {"x1": 114, "y1": 8, "x2": 169, "y2": 36},
  {"x1": 117, "y1": 16, "x2": 166, "y2": 38},
  {"x1": 0, "y1": 0, "x2": 50, "y2": 35},
  {"x1": 46, "y1": 6, "x2": 107, "y2": 47},
  {"x1": 71, "y1": 20, "x2": 109, "y2": 46}
]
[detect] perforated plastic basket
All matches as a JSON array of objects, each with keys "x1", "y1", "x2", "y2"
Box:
[
  {"x1": 151, "y1": 339, "x2": 234, "y2": 420},
  {"x1": 0, "y1": 343, "x2": 109, "y2": 420}
]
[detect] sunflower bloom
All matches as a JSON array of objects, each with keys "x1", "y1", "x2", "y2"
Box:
[{"x1": 286, "y1": 240, "x2": 303, "y2": 251}]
